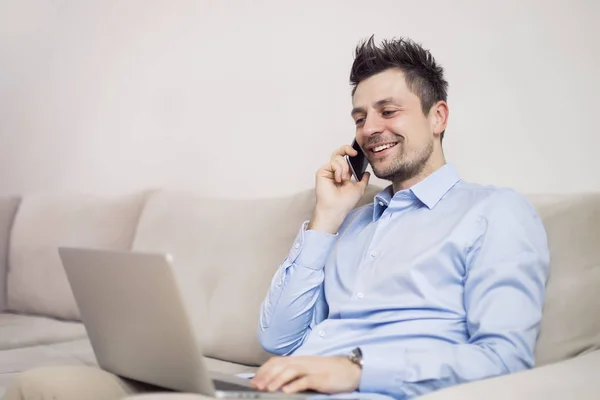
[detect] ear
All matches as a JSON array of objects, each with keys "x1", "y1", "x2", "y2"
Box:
[{"x1": 429, "y1": 101, "x2": 449, "y2": 137}]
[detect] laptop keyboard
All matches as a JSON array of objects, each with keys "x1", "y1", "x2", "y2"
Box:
[
  {"x1": 213, "y1": 378, "x2": 317, "y2": 397},
  {"x1": 213, "y1": 380, "x2": 258, "y2": 392}
]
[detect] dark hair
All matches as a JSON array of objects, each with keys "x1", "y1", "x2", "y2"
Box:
[{"x1": 350, "y1": 36, "x2": 449, "y2": 140}]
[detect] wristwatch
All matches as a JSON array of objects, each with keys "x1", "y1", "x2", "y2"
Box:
[{"x1": 347, "y1": 347, "x2": 363, "y2": 369}]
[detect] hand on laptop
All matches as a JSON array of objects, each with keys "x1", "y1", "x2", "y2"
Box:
[{"x1": 250, "y1": 355, "x2": 361, "y2": 394}]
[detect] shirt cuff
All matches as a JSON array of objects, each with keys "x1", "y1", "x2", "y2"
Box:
[
  {"x1": 286, "y1": 221, "x2": 337, "y2": 271},
  {"x1": 359, "y1": 347, "x2": 406, "y2": 395}
]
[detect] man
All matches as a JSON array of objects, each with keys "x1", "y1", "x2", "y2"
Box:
[
  {"x1": 4, "y1": 36, "x2": 549, "y2": 400},
  {"x1": 249, "y1": 36, "x2": 550, "y2": 399}
]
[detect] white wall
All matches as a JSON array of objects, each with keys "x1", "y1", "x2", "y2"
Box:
[{"x1": 0, "y1": 0, "x2": 598, "y2": 198}]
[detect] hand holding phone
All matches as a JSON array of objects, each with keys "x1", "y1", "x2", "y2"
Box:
[
  {"x1": 344, "y1": 139, "x2": 369, "y2": 182},
  {"x1": 308, "y1": 141, "x2": 371, "y2": 234}
]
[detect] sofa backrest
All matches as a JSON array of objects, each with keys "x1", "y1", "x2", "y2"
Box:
[
  {"x1": 131, "y1": 185, "x2": 382, "y2": 367},
  {"x1": 3, "y1": 186, "x2": 599, "y2": 370},
  {"x1": 6, "y1": 191, "x2": 149, "y2": 320},
  {"x1": 529, "y1": 193, "x2": 600, "y2": 366},
  {"x1": 0, "y1": 197, "x2": 20, "y2": 312}
]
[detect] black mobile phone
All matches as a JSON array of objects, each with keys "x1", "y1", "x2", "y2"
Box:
[{"x1": 345, "y1": 139, "x2": 369, "y2": 181}]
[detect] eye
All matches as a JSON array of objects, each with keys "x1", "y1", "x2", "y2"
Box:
[
  {"x1": 382, "y1": 109, "x2": 397, "y2": 117},
  {"x1": 354, "y1": 117, "x2": 365, "y2": 126}
]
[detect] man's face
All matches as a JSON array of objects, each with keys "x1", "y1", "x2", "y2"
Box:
[{"x1": 351, "y1": 68, "x2": 435, "y2": 183}]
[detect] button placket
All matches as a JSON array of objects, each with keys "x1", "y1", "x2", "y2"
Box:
[{"x1": 366, "y1": 210, "x2": 390, "y2": 262}]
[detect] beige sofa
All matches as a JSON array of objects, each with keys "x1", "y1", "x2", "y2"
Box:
[{"x1": 1, "y1": 187, "x2": 599, "y2": 399}]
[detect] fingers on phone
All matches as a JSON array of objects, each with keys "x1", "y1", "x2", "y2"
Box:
[
  {"x1": 360, "y1": 171, "x2": 371, "y2": 186},
  {"x1": 331, "y1": 158, "x2": 349, "y2": 183},
  {"x1": 332, "y1": 145, "x2": 357, "y2": 158},
  {"x1": 332, "y1": 159, "x2": 342, "y2": 183}
]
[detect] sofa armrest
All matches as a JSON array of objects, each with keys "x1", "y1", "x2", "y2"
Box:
[{"x1": 418, "y1": 349, "x2": 600, "y2": 399}]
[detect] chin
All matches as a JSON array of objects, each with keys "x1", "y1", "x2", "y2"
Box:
[
  {"x1": 371, "y1": 165, "x2": 399, "y2": 181},
  {"x1": 372, "y1": 158, "x2": 416, "y2": 181},
  {"x1": 371, "y1": 157, "x2": 400, "y2": 176}
]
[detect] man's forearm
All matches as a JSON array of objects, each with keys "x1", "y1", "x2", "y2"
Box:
[
  {"x1": 307, "y1": 207, "x2": 348, "y2": 234},
  {"x1": 258, "y1": 262, "x2": 326, "y2": 355},
  {"x1": 360, "y1": 340, "x2": 529, "y2": 399},
  {"x1": 258, "y1": 222, "x2": 337, "y2": 355}
]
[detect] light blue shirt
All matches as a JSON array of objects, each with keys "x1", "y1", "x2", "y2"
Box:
[{"x1": 258, "y1": 163, "x2": 550, "y2": 400}]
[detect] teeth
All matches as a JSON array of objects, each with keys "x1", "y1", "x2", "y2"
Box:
[{"x1": 373, "y1": 143, "x2": 396, "y2": 152}]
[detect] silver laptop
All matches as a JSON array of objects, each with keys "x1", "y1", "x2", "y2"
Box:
[{"x1": 58, "y1": 247, "x2": 313, "y2": 399}]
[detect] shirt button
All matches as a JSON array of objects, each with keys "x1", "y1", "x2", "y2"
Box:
[
  {"x1": 294, "y1": 242, "x2": 300, "y2": 249},
  {"x1": 370, "y1": 251, "x2": 377, "y2": 258},
  {"x1": 318, "y1": 330, "x2": 326, "y2": 337},
  {"x1": 378, "y1": 201, "x2": 385, "y2": 206},
  {"x1": 357, "y1": 292, "x2": 364, "y2": 298}
]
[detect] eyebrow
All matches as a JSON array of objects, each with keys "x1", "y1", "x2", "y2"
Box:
[{"x1": 351, "y1": 97, "x2": 398, "y2": 117}]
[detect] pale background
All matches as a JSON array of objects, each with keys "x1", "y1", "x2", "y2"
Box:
[{"x1": 0, "y1": 0, "x2": 598, "y2": 198}]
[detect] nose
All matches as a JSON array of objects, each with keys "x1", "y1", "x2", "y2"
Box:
[{"x1": 362, "y1": 112, "x2": 384, "y2": 137}]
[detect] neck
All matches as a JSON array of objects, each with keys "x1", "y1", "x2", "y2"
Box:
[{"x1": 392, "y1": 153, "x2": 446, "y2": 193}]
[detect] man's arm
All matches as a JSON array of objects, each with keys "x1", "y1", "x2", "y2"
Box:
[
  {"x1": 258, "y1": 144, "x2": 372, "y2": 356},
  {"x1": 257, "y1": 221, "x2": 337, "y2": 355},
  {"x1": 359, "y1": 189, "x2": 550, "y2": 399}
]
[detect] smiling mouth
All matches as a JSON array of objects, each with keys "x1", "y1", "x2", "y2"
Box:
[{"x1": 371, "y1": 142, "x2": 398, "y2": 154}]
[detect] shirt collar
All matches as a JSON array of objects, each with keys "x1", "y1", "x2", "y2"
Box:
[
  {"x1": 410, "y1": 163, "x2": 461, "y2": 209},
  {"x1": 373, "y1": 163, "x2": 461, "y2": 218}
]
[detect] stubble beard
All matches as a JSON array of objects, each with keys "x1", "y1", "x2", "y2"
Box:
[{"x1": 371, "y1": 138, "x2": 434, "y2": 184}]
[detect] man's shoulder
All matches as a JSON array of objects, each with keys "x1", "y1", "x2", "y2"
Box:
[
  {"x1": 451, "y1": 180, "x2": 532, "y2": 206},
  {"x1": 450, "y1": 180, "x2": 540, "y2": 222},
  {"x1": 346, "y1": 181, "x2": 533, "y2": 215}
]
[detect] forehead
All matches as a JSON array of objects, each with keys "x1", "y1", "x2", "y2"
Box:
[{"x1": 352, "y1": 68, "x2": 413, "y2": 108}]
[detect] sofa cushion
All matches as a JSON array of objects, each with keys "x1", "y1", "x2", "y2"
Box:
[
  {"x1": 0, "y1": 341, "x2": 92, "y2": 381},
  {"x1": 45, "y1": 338, "x2": 98, "y2": 366},
  {"x1": 0, "y1": 339, "x2": 97, "y2": 397},
  {"x1": 0, "y1": 338, "x2": 253, "y2": 398},
  {"x1": 532, "y1": 194, "x2": 600, "y2": 366},
  {"x1": 46, "y1": 339, "x2": 257, "y2": 375},
  {"x1": 418, "y1": 349, "x2": 600, "y2": 400},
  {"x1": 0, "y1": 197, "x2": 20, "y2": 312},
  {"x1": 131, "y1": 186, "x2": 381, "y2": 367},
  {"x1": 0, "y1": 313, "x2": 87, "y2": 350},
  {"x1": 7, "y1": 191, "x2": 149, "y2": 320},
  {"x1": 203, "y1": 358, "x2": 257, "y2": 375}
]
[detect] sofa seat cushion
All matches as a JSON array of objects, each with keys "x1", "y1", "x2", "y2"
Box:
[
  {"x1": 48, "y1": 339, "x2": 258, "y2": 375},
  {"x1": 0, "y1": 337, "x2": 255, "y2": 396},
  {"x1": 0, "y1": 339, "x2": 95, "y2": 396},
  {"x1": 0, "y1": 338, "x2": 255, "y2": 398},
  {"x1": 48, "y1": 340, "x2": 259, "y2": 375},
  {"x1": 203, "y1": 358, "x2": 257, "y2": 375},
  {"x1": 45, "y1": 338, "x2": 98, "y2": 366},
  {"x1": 0, "y1": 313, "x2": 87, "y2": 350}
]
